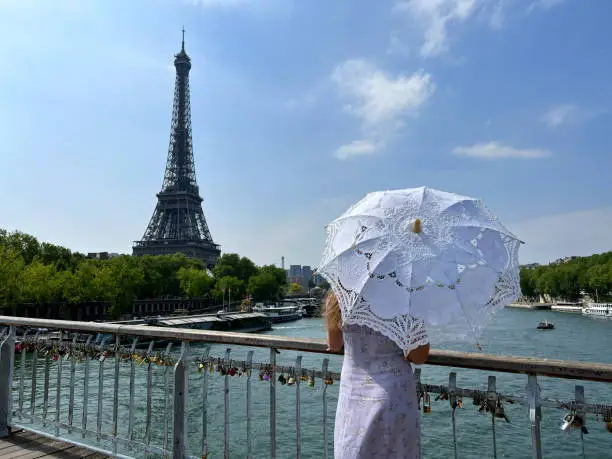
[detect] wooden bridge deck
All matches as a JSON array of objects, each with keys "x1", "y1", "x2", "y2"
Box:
[{"x1": 0, "y1": 430, "x2": 109, "y2": 458}]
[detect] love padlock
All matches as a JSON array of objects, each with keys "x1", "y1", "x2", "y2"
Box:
[
  {"x1": 604, "y1": 416, "x2": 612, "y2": 434},
  {"x1": 422, "y1": 393, "x2": 432, "y2": 414}
]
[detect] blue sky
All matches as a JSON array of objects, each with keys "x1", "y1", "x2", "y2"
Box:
[{"x1": 0, "y1": 0, "x2": 610, "y2": 267}]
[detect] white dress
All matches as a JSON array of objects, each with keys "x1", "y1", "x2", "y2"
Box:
[{"x1": 334, "y1": 323, "x2": 428, "y2": 458}]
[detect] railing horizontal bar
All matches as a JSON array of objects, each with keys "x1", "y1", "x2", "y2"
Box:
[
  {"x1": 425, "y1": 351, "x2": 612, "y2": 383},
  {"x1": 3, "y1": 316, "x2": 612, "y2": 382}
]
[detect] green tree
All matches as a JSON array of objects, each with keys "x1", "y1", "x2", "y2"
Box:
[
  {"x1": 63, "y1": 260, "x2": 102, "y2": 303},
  {"x1": 214, "y1": 276, "x2": 245, "y2": 301},
  {"x1": 0, "y1": 246, "x2": 25, "y2": 305},
  {"x1": 258, "y1": 265, "x2": 287, "y2": 287},
  {"x1": 19, "y1": 261, "x2": 59, "y2": 304},
  {"x1": 587, "y1": 263, "x2": 612, "y2": 298},
  {"x1": 39, "y1": 242, "x2": 74, "y2": 271},
  {"x1": 177, "y1": 267, "x2": 214, "y2": 297},
  {"x1": 136, "y1": 254, "x2": 204, "y2": 299},
  {"x1": 213, "y1": 254, "x2": 258, "y2": 284},
  {"x1": 96, "y1": 257, "x2": 146, "y2": 315},
  {"x1": 248, "y1": 272, "x2": 280, "y2": 302},
  {"x1": 288, "y1": 282, "x2": 305, "y2": 294},
  {"x1": 519, "y1": 268, "x2": 536, "y2": 299},
  {"x1": 2, "y1": 231, "x2": 40, "y2": 264}
]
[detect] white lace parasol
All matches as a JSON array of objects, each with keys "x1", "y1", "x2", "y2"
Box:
[{"x1": 317, "y1": 187, "x2": 522, "y2": 354}]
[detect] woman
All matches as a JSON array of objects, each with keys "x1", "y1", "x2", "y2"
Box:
[{"x1": 326, "y1": 291, "x2": 430, "y2": 459}]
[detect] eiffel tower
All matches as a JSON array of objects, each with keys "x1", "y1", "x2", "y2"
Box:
[{"x1": 133, "y1": 31, "x2": 221, "y2": 269}]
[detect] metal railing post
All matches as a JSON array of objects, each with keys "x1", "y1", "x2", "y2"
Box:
[
  {"x1": 526, "y1": 373, "x2": 543, "y2": 459},
  {"x1": 487, "y1": 376, "x2": 498, "y2": 459},
  {"x1": 111, "y1": 335, "x2": 121, "y2": 455},
  {"x1": 245, "y1": 350, "x2": 254, "y2": 459},
  {"x1": 295, "y1": 355, "x2": 303, "y2": 459},
  {"x1": 0, "y1": 326, "x2": 15, "y2": 437},
  {"x1": 55, "y1": 331, "x2": 64, "y2": 437},
  {"x1": 322, "y1": 358, "x2": 330, "y2": 459},
  {"x1": 270, "y1": 347, "x2": 278, "y2": 459},
  {"x1": 127, "y1": 338, "x2": 139, "y2": 441},
  {"x1": 172, "y1": 341, "x2": 189, "y2": 459},
  {"x1": 449, "y1": 372, "x2": 459, "y2": 459},
  {"x1": 200, "y1": 346, "x2": 211, "y2": 458},
  {"x1": 223, "y1": 348, "x2": 231, "y2": 459}
]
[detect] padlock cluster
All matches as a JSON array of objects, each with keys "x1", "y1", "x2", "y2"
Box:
[
  {"x1": 417, "y1": 386, "x2": 511, "y2": 423},
  {"x1": 15, "y1": 339, "x2": 176, "y2": 366},
  {"x1": 194, "y1": 357, "x2": 334, "y2": 389},
  {"x1": 561, "y1": 406, "x2": 612, "y2": 435},
  {"x1": 195, "y1": 357, "x2": 251, "y2": 376},
  {"x1": 595, "y1": 407, "x2": 612, "y2": 434},
  {"x1": 276, "y1": 370, "x2": 333, "y2": 388}
]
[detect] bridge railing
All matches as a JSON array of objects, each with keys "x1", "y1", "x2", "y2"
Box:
[{"x1": 0, "y1": 316, "x2": 611, "y2": 458}]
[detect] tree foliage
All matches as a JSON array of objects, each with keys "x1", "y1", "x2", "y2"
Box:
[
  {"x1": 176, "y1": 267, "x2": 214, "y2": 298},
  {"x1": 0, "y1": 228, "x2": 288, "y2": 315},
  {"x1": 288, "y1": 282, "x2": 305, "y2": 294},
  {"x1": 520, "y1": 252, "x2": 612, "y2": 301},
  {"x1": 213, "y1": 254, "x2": 258, "y2": 284},
  {"x1": 248, "y1": 272, "x2": 281, "y2": 302},
  {"x1": 213, "y1": 275, "x2": 246, "y2": 301}
]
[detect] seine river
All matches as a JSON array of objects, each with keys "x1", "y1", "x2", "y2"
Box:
[
  {"x1": 14, "y1": 307, "x2": 612, "y2": 458},
  {"x1": 199, "y1": 308, "x2": 612, "y2": 458}
]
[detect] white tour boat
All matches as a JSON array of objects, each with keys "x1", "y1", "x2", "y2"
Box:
[
  {"x1": 252, "y1": 302, "x2": 303, "y2": 324},
  {"x1": 582, "y1": 303, "x2": 612, "y2": 317}
]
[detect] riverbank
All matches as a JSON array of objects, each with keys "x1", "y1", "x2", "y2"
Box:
[
  {"x1": 506, "y1": 302, "x2": 585, "y2": 313},
  {"x1": 506, "y1": 302, "x2": 552, "y2": 310}
]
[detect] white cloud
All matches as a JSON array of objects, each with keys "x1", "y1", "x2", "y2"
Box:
[
  {"x1": 331, "y1": 59, "x2": 435, "y2": 159},
  {"x1": 527, "y1": 0, "x2": 566, "y2": 13},
  {"x1": 452, "y1": 141, "x2": 551, "y2": 159},
  {"x1": 392, "y1": 0, "x2": 480, "y2": 57},
  {"x1": 542, "y1": 104, "x2": 576, "y2": 127},
  {"x1": 332, "y1": 60, "x2": 434, "y2": 127},
  {"x1": 334, "y1": 139, "x2": 382, "y2": 160},
  {"x1": 488, "y1": 0, "x2": 505, "y2": 29},
  {"x1": 509, "y1": 208, "x2": 612, "y2": 264},
  {"x1": 541, "y1": 104, "x2": 606, "y2": 128}
]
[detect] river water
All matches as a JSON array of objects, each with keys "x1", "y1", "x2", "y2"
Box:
[{"x1": 13, "y1": 307, "x2": 612, "y2": 458}]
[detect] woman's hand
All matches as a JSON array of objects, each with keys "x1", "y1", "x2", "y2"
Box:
[{"x1": 404, "y1": 343, "x2": 430, "y2": 365}]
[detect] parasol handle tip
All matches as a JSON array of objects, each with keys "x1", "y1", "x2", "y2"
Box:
[{"x1": 412, "y1": 218, "x2": 422, "y2": 234}]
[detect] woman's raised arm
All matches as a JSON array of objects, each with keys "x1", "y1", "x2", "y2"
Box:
[
  {"x1": 324, "y1": 291, "x2": 344, "y2": 352},
  {"x1": 327, "y1": 328, "x2": 344, "y2": 353}
]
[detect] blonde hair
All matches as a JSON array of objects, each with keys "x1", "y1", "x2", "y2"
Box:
[{"x1": 324, "y1": 290, "x2": 342, "y2": 332}]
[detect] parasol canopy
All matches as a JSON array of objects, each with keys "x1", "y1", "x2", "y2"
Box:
[{"x1": 317, "y1": 186, "x2": 522, "y2": 353}]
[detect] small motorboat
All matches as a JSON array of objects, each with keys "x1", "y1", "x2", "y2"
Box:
[{"x1": 537, "y1": 320, "x2": 555, "y2": 330}]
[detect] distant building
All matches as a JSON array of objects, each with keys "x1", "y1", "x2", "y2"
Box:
[
  {"x1": 301, "y1": 265, "x2": 313, "y2": 288},
  {"x1": 522, "y1": 263, "x2": 540, "y2": 270},
  {"x1": 289, "y1": 265, "x2": 302, "y2": 278},
  {"x1": 87, "y1": 252, "x2": 122, "y2": 260},
  {"x1": 552, "y1": 256, "x2": 578, "y2": 265},
  {"x1": 313, "y1": 273, "x2": 325, "y2": 286},
  {"x1": 284, "y1": 264, "x2": 319, "y2": 290},
  {"x1": 87, "y1": 252, "x2": 109, "y2": 260}
]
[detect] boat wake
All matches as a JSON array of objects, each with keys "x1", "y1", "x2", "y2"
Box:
[{"x1": 273, "y1": 324, "x2": 321, "y2": 330}]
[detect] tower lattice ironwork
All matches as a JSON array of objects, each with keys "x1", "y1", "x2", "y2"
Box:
[{"x1": 133, "y1": 31, "x2": 220, "y2": 268}]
